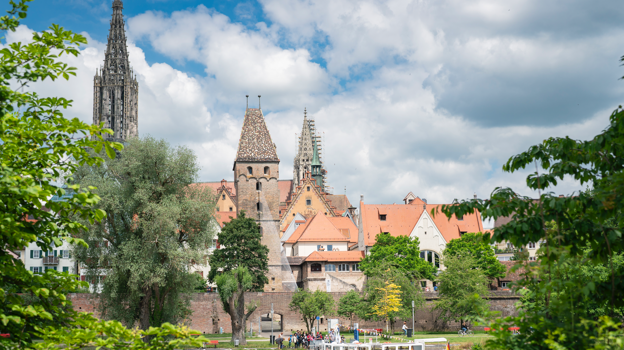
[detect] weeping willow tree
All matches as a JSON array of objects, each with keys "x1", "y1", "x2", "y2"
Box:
[{"x1": 72, "y1": 136, "x2": 217, "y2": 330}]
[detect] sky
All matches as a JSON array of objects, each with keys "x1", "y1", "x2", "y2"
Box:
[{"x1": 8, "y1": 0, "x2": 624, "y2": 218}]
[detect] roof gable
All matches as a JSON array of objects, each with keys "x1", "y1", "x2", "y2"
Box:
[
  {"x1": 279, "y1": 175, "x2": 336, "y2": 232},
  {"x1": 296, "y1": 212, "x2": 351, "y2": 242}
]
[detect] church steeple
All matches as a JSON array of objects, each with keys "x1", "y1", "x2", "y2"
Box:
[
  {"x1": 311, "y1": 134, "x2": 323, "y2": 188},
  {"x1": 93, "y1": 0, "x2": 139, "y2": 143},
  {"x1": 293, "y1": 108, "x2": 314, "y2": 188}
]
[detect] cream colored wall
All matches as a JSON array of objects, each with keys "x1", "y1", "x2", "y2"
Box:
[
  {"x1": 294, "y1": 242, "x2": 349, "y2": 257},
  {"x1": 280, "y1": 181, "x2": 330, "y2": 234},
  {"x1": 216, "y1": 191, "x2": 236, "y2": 213}
]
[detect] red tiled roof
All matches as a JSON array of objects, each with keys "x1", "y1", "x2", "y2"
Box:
[
  {"x1": 193, "y1": 180, "x2": 236, "y2": 196},
  {"x1": 215, "y1": 211, "x2": 237, "y2": 228},
  {"x1": 278, "y1": 180, "x2": 293, "y2": 203},
  {"x1": 304, "y1": 250, "x2": 365, "y2": 262},
  {"x1": 361, "y1": 198, "x2": 483, "y2": 246},
  {"x1": 285, "y1": 212, "x2": 358, "y2": 244}
]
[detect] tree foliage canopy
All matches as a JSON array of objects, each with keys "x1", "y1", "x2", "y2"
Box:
[
  {"x1": 443, "y1": 232, "x2": 506, "y2": 280},
  {"x1": 208, "y1": 211, "x2": 269, "y2": 291},
  {"x1": 0, "y1": 1, "x2": 122, "y2": 347},
  {"x1": 435, "y1": 255, "x2": 490, "y2": 327},
  {"x1": 337, "y1": 290, "x2": 362, "y2": 324},
  {"x1": 437, "y1": 105, "x2": 624, "y2": 348},
  {"x1": 289, "y1": 289, "x2": 335, "y2": 333},
  {"x1": 360, "y1": 233, "x2": 436, "y2": 281},
  {"x1": 72, "y1": 137, "x2": 217, "y2": 330}
]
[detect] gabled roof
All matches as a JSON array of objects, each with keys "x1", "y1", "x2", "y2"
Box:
[
  {"x1": 235, "y1": 108, "x2": 279, "y2": 162},
  {"x1": 215, "y1": 211, "x2": 237, "y2": 228},
  {"x1": 305, "y1": 250, "x2": 364, "y2": 262},
  {"x1": 193, "y1": 180, "x2": 236, "y2": 197},
  {"x1": 326, "y1": 194, "x2": 353, "y2": 212},
  {"x1": 361, "y1": 199, "x2": 483, "y2": 246},
  {"x1": 285, "y1": 211, "x2": 357, "y2": 244},
  {"x1": 279, "y1": 174, "x2": 336, "y2": 231},
  {"x1": 278, "y1": 180, "x2": 293, "y2": 202}
]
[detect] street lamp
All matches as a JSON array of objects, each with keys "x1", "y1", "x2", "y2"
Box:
[{"x1": 411, "y1": 300, "x2": 415, "y2": 337}]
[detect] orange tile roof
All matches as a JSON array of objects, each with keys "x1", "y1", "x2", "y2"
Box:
[
  {"x1": 285, "y1": 211, "x2": 356, "y2": 244},
  {"x1": 215, "y1": 211, "x2": 237, "y2": 228},
  {"x1": 193, "y1": 180, "x2": 236, "y2": 196},
  {"x1": 304, "y1": 250, "x2": 365, "y2": 262},
  {"x1": 278, "y1": 180, "x2": 293, "y2": 202},
  {"x1": 361, "y1": 199, "x2": 483, "y2": 246}
]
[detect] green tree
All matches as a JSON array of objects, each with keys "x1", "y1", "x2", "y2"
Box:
[
  {"x1": 0, "y1": 1, "x2": 122, "y2": 347},
  {"x1": 289, "y1": 289, "x2": 335, "y2": 333},
  {"x1": 72, "y1": 137, "x2": 217, "y2": 331},
  {"x1": 337, "y1": 290, "x2": 362, "y2": 326},
  {"x1": 360, "y1": 233, "x2": 436, "y2": 280},
  {"x1": 208, "y1": 213, "x2": 268, "y2": 344},
  {"x1": 214, "y1": 266, "x2": 258, "y2": 345},
  {"x1": 208, "y1": 211, "x2": 269, "y2": 291},
  {"x1": 435, "y1": 255, "x2": 490, "y2": 329},
  {"x1": 444, "y1": 232, "x2": 506, "y2": 280},
  {"x1": 360, "y1": 263, "x2": 423, "y2": 332},
  {"x1": 437, "y1": 104, "x2": 624, "y2": 348}
]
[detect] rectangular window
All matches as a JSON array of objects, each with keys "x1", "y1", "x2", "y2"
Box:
[
  {"x1": 338, "y1": 264, "x2": 349, "y2": 272},
  {"x1": 222, "y1": 195, "x2": 225, "y2": 200},
  {"x1": 317, "y1": 245, "x2": 321, "y2": 251},
  {"x1": 379, "y1": 214, "x2": 387, "y2": 221},
  {"x1": 419, "y1": 251, "x2": 425, "y2": 259},
  {"x1": 529, "y1": 256, "x2": 537, "y2": 261},
  {"x1": 62, "y1": 250, "x2": 70, "y2": 258},
  {"x1": 307, "y1": 186, "x2": 310, "y2": 191},
  {"x1": 352, "y1": 264, "x2": 360, "y2": 272},
  {"x1": 229, "y1": 207, "x2": 233, "y2": 212},
  {"x1": 325, "y1": 264, "x2": 336, "y2": 272},
  {"x1": 30, "y1": 266, "x2": 43, "y2": 273},
  {"x1": 528, "y1": 242, "x2": 536, "y2": 249},
  {"x1": 211, "y1": 239, "x2": 217, "y2": 249},
  {"x1": 306, "y1": 199, "x2": 312, "y2": 205},
  {"x1": 327, "y1": 245, "x2": 333, "y2": 251},
  {"x1": 32, "y1": 250, "x2": 40, "y2": 259},
  {"x1": 63, "y1": 266, "x2": 69, "y2": 272}
]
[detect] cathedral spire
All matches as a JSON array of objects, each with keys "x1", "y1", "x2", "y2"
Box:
[{"x1": 93, "y1": 0, "x2": 139, "y2": 143}]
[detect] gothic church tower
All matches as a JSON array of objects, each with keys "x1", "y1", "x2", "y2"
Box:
[
  {"x1": 93, "y1": 0, "x2": 139, "y2": 142},
  {"x1": 234, "y1": 100, "x2": 293, "y2": 292},
  {"x1": 293, "y1": 109, "x2": 327, "y2": 191}
]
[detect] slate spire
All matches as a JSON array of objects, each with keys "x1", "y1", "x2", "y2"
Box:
[
  {"x1": 93, "y1": 0, "x2": 139, "y2": 142},
  {"x1": 235, "y1": 108, "x2": 279, "y2": 163}
]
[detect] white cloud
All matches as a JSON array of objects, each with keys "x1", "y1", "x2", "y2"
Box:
[{"x1": 9, "y1": 0, "x2": 623, "y2": 206}]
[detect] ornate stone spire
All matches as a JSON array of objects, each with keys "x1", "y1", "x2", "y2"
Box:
[
  {"x1": 311, "y1": 133, "x2": 323, "y2": 188},
  {"x1": 293, "y1": 108, "x2": 314, "y2": 187},
  {"x1": 93, "y1": 0, "x2": 139, "y2": 143}
]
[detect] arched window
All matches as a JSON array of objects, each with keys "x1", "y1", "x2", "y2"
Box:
[
  {"x1": 247, "y1": 166, "x2": 253, "y2": 175},
  {"x1": 256, "y1": 182, "x2": 262, "y2": 191},
  {"x1": 311, "y1": 263, "x2": 322, "y2": 272},
  {"x1": 257, "y1": 202, "x2": 262, "y2": 212},
  {"x1": 420, "y1": 250, "x2": 440, "y2": 268},
  {"x1": 264, "y1": 166, "x2": 270, "y2": 175}
]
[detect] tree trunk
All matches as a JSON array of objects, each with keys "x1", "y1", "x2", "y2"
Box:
[
  {"x1": 139, "y1": 286, "x2": 152, "y2": 331},
  {"x1": 139, "y1": 286, "x2": 153, "y2": 343},
  {"x1": 229, "y1": 282, "x2": 252, "y2": 345}
]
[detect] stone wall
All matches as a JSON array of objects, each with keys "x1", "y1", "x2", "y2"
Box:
[{"x1": 68, "y1": 291, "x2": 519, "y2": 334}]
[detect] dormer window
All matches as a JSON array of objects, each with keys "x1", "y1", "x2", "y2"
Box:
[
  {"x1": 379, "y1": 214, "x2": 387, "y2": 221},
  {"x1": 247, "y1": 166, "x2": 253, "y2": 175}
]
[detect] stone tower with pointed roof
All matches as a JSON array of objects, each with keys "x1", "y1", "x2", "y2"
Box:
[
  {"x1": 234, "y1": 105, "x2": 294, "y2": 292},
  {"x1": 93, "y1": 0, "x2": 139, "y2": 142}
]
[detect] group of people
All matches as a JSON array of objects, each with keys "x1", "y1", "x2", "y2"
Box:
[{"x1": 277, "y1": 329, "x2": 344, "y2": 349}]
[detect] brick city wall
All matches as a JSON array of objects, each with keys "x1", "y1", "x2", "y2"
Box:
[{"x1": 69, "y1": 291, "x2": 519, "y2": 334}]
